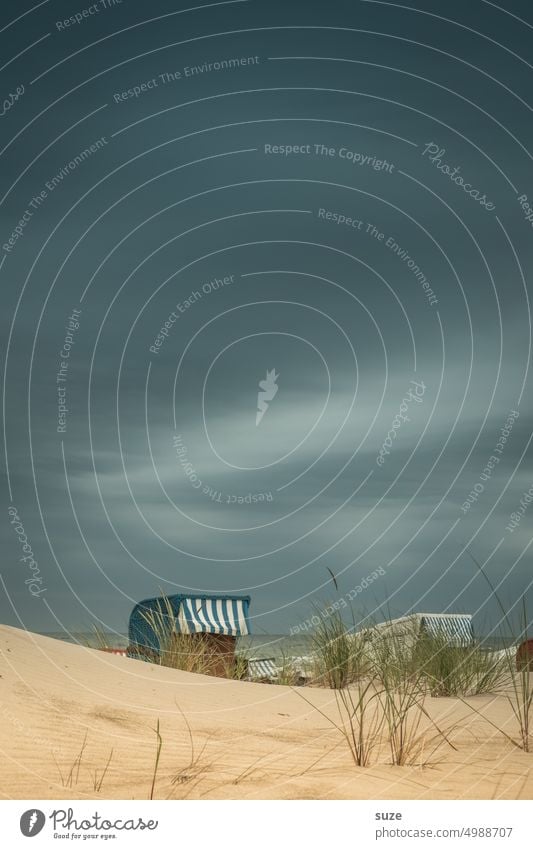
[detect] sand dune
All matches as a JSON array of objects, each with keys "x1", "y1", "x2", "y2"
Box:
[{"x1": 0, "y1": 625, "x2": 531, "y2": 800}]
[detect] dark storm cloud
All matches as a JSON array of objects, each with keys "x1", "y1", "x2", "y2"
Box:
[{"x1": 2, "y1": 0, "x2": 532, "y2": 636}]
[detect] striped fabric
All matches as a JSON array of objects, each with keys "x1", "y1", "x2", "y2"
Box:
[
  {"x1": 177, "y1": 597, "x2": 250, "y2": 636},
  {"x1": 248, "y1": 658, "x2": 278, "y2": 680},
  {"x1": 421, "y1": 615, "x2": 473, "y2": 646}
]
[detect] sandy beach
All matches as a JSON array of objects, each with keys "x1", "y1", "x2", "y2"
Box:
[{"x1": 0, "y1": 625, "x2": 531, "y2": 800}]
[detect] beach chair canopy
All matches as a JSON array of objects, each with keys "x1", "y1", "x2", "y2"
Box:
[
  {"x1": 419, "y1": 613, "x2": 473, "y2": 645},
  {"x1": 368, "y1": 612, "x2": 474, "y2": 647},
  {"x1": 248, "y1": 658, "x2": 278, "y2": 680},
  {"x1": 128, "y1": 593, "x2": 251, "y2": 654}
]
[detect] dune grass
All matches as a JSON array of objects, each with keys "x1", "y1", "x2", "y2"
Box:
[
  {"x1": 499, "y1": 605, "x2": 532, "y2": 752},
  {"x1": 311, "y1": 610, "x2": 368, "y2": 688},
  {"x1": 306, "y1": 570, "x2": 532, "y2": 764},
  {"x1": 413, "y1": 632, "x2": 508, "y2": 697},
  {"x1": 371, "y1": 626, "x2": 457, "y2": 765},
  {"x1": 304, "y1": 610, "x2": 457, "y2": 766},
  {"x1": 52, "y1": 732, "x2": 114, "y2": 794},
  {"x1": 83, "y1": 625, "x2": 111, "y2": 650},
  {"x1": 274, "y1": 651, "x2": 308, "y2": 685},
  {"x1": 465, "y1": 553, "x2": 532, "y2": 751},
  {"x1": 508, "y1": 619, "x2": 532, "y2": 752},
  {"x1": 231, "y1": 650, "x2": 250, "y2": 681},
  {"x1": 295, "y1": 679, "x2": 385, "y2": 766},
  {"x1": 311, "y1": 605, "x2": 509, "y2": 698}
]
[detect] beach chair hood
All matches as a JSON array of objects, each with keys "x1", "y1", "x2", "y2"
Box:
[{"x1": 128, "y1": 593, "x2": 251, "y2": 655}]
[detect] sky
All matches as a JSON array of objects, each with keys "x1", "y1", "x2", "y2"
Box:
[{"x1": 1, "y1": 0, "x2": 533, "y2": 639}]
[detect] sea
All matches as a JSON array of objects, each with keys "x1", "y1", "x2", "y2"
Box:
[
  {"x1": 39, "y1": 631, "x2": 514, "y2": 657},
  {"x1": 40, "y1": 632, "x2": 315, "y2": 660}
]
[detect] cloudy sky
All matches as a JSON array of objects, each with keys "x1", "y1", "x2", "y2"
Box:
[{"x1": 2, "y1": 0, "x2": 533, "y2": 638}]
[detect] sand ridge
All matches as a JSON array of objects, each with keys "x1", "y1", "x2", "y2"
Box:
[{"x1": 0, "y1": 625, "x2": 531, "y2": 800}]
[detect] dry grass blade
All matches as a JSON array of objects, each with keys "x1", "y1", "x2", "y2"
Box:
[
  {"x1": 92, "y1": 748, "x2": 114, "y2": 793},
  {"x1": 233, "y1": 751, "x2": 274, "y2": 784},
  {"x1": 297, "y1": 737, "x2": 346, "y2": 777},
  {"x1": 170, "y1": 700, "x2": 213, "y2": 789},
  {"x1": 52, "y1": 732, "x2": 89, "y2": 788},
  {"x1": 455, "y1": 694, "x2": 521, "y2": 750},
  {"x1": 66, "y1": 732, "x2": 88, "y2": 788},
  {"x1": 51, "y1": 751, "x2": 66, "y2": 787},
  {"x1": 90, "y1": 625, "x2": 111, "y2": 650},
  {"x1": 149, "y1": 719, "x2": 162, "y2": 800},
  {"x1": 293, "y1": 682, "x2": 385, "y2": 767}
]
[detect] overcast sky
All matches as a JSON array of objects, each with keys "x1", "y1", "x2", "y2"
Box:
[{"x1": 2, "y1": 0, "x2": 533, "y2": 639}]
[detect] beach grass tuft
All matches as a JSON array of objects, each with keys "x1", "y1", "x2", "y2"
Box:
[
  {"x1": 466, "y1": 552, "x2": 532, "y2": 751},
  {"x1": 298, "y1": 609, "x2": 457, "y2": 766},
  {"x1": 413, "y1": 632, "x2": 508, "y2": 697},
  {"x1": 311, "y1": 610, "x2": 368, "y2": 688},
  {"x1": 295, "y1": 679, "x2": 385, "y2": 766}
]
